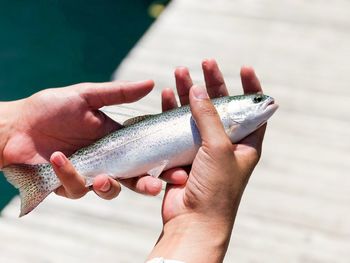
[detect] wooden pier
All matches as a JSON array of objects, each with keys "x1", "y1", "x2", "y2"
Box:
[{"x1": 1, "y1": 0, "x2": 349, "y2": 262}]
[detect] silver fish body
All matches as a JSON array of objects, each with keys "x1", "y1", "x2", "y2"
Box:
[
  {"x1": 2, "y1": 94, "x2": 278, "y2": 216},
  {"x1": 73, "y1": 104, "x2": 201, "y2": 182}
]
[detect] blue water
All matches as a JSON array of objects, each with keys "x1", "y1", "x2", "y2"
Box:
[{"x1": 0, "y1": 0, "x2": 159, "y2": 211}]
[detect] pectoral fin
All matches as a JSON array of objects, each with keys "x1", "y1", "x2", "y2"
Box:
[{"x1": 147, "y1": 160, "x2": 169, "y2": 178}]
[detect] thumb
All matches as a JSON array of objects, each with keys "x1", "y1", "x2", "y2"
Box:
[
  {"x1": 75, "y1": 80, "x2": 154, "y2": 109},
  {"x1": 189, "y1": 85, "x2": 228, "y2": 143}
]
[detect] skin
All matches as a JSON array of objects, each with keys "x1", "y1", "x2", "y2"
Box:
[
  {"x1": 42, "y1": 60, "x2": 265, "y2": 204},
  {"x1": 147, "y1": 59, "x2": 267, "y2": 262},
  {"x1": 0, "y1": 59, "x2": 266, "y2": 262},
  {"x1": 0, "y1": 80, "x2": 181, "y2": 199}
]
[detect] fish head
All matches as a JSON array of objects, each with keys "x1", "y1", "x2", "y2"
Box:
[{"x1": 226, "y1": 94, "x2": 278, "y2": 142}]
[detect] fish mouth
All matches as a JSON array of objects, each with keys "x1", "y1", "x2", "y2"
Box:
[
  {"x1": 262, "y1": 97, "x2": 279, "y2": 114},
  {"x1": 255, "y1": 97, "x2": 278, "y2": 128}
]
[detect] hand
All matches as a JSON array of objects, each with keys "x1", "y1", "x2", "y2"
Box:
[
  {"x1": 148, "y1": 59, "x2": 266, "y2": 262},
  {"x1": 0, "y1": 80, "x2": 171, "y2": 199}
]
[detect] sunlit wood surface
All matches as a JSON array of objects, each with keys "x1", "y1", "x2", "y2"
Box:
[{"x1": 1, "y1": 0, "x2": 349, "y2": 262}]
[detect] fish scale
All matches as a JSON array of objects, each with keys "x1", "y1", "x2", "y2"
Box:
[{"x1": 2, "y1": 94, "x2": 278, "y2": 216}]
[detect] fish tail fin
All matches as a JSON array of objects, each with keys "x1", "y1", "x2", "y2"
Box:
[{"x1": 2, "y1": 163, "x2": 58, "y2": 217}]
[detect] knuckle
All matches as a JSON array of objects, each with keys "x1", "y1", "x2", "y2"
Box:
[
  {"x1": 54, "y1": 187, "x2": 66, "y2": 198},
  {"x1": 30, "y1": 88, "x2": 59, "y2": 105},
  {"x1": 68, "y1": 188, "x2": 87, "y2": 199},
  {"x1": 75, "y1": 82, "x2": 94, "y2": 89},
  {"x1": 197, "y1": 103, "x2": 218, "y2": 117},
  {"x1": 209, "y1": 139, "x2": 232, "y2": 154},
  {"x1": 117, "y1": 83, "x2": 128, "y2": 102},
  {"x1": 100, "y1": 187, "x2": 121, "y2": 200},
  {"x1": 73, "y1": 83, "x2": 95, "y2": 96}
]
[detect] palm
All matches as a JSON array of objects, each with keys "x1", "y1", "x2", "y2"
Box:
[
  {"x1": 161, "y1": 128, "x2": 265, "y2": 223},
  {"x1": 3, "y1": 82, "x2": 137, "y2": 166},
  {"x1": 2, "y1": 80, "x2": 159, "y2": 202},
  {"x1": 160, "y1": 62, "x2": 265, "y2": 224}
]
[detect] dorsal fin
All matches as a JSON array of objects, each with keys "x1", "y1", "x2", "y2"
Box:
[{"x1": 123, "y1": 115, "x2": 153, "y2": 126}]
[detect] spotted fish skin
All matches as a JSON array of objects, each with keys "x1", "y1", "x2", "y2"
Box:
[
  {"x1": 2, "y1": 94, "x2": 278, "y2": 217},
  {"x1": 3, "y1": 163, "x2": 59, "y2": 216}
]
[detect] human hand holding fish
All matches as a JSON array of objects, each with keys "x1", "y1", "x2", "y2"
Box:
[
  {"x1": 0, "y1": 79, "x2": 180, "y2": 206},
  {"x1": 148, "y1": 60, "x2": 277, "y2": 263},
  {"x1": 1, "y1": 59, "x2": 277, "y2": 220}
]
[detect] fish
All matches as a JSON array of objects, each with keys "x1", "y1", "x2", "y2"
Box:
[{"x1": 2, "y1": 94, "x2": 278, "y2": 217}]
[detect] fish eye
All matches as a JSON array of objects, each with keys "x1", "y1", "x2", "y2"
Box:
[{"x1": 253, "y1": 95, "x2": 263, "y2": 103}]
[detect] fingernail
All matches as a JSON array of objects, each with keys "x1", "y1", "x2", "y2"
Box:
[
  {"x1": 100, "y1": 179, "x2": 111, "y2": 192},
  {"x1": 202, "y1": 58, "x2": 209, "y2": 66},
  {"x1": 52, "y1": 153, "x2": 66, "y2": 167},
  {"x1": 176, "y1": 66, "x2": 187, "y2": 71},
  {"x1": 192, "y1": 85, "x2": 209, "y2": 99},
  {"x1": 202, "y1": 58, "x2": 215, "y2": 67}
]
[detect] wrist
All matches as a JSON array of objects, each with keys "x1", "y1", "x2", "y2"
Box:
[
  {"x1": 148, "y1": 214, "x2": 234, "y2": 263},
  {"x1": 0, "y1": 100, "x2": 25, "y2": 168}
]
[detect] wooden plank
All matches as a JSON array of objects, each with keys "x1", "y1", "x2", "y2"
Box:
[{"x1": 1, "y1": 0, "x2": 349, "y2": 262}]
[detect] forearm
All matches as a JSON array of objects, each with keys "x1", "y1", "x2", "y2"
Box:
[{"x1": 148, "y1": 215, "x2": 234, "y2": 263}]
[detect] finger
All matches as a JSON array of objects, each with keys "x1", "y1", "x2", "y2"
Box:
[
  {"x1": 92, "y1": 174, "x2": 121, "y2": 200},
  {"x1": 76, "y1": 80, "x2": 154, "y2": 109},
  {"x1": 240, "y1": 66, "x2": 263, "y2": 94},
  {"x1": 175, "y1": 67, "x2": 193, "y2": 106},
  {"x1": 189, "y1": 85, "x2": 228, "y2": 143},
  {"x1": 161, "y1": 167, "x2": 189, "y2": 185},
  {"x1": 50, "y1": 151, "x2": 88, "y2": 199},
  {"x1": 120, "y1": 175, "x2": 163, "y2": 196},
  {"x1": 202, "y1": 59, "x2": 229, "y2": 98},
  {"x1": 161, "y1": 88, "x2": 178, "y2": 112}
]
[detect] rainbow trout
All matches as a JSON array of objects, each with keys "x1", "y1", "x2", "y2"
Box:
[{"x1": 2, "y1": 94, "x2": 278, "y2": 216}]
